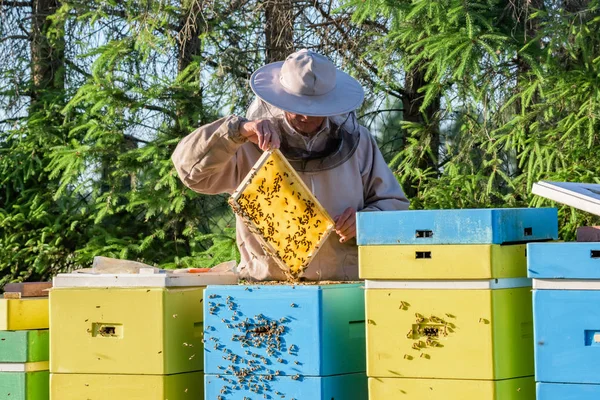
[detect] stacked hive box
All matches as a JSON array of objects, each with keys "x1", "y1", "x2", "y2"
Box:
[
  {"x1": 49, "y1": 271, "x2": 235, "y2": 400},
  {"x1": 528, "y1": 242, "x2": 600, "y2": 399},
  {"x1": 0, "y1": 284, "x2": 50, "y2": 400},
  {"x1": 357, "y1": 208, "x2": 559, "y2": 400},
  {"x1": 203, "y1": 284, "x2": 368, "y2": 399}
]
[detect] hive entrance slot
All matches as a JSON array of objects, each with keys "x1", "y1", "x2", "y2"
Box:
[
  {"x1": 100, "y1": 326, "x2": 115, "y2": 335},
  {"x1": 415, "y1": 251, "x2": 432, "y2": 259},
  {"x1": 423, "y1": 326, "x2": 439, "y2": 337},
  {"x1": 524, "y1": 227, "x2": 533, "y2": 236},
  {"x1": 591, "y1": 250, "x2": 600, "y2": 259},
  {"x1": 415, "y1": 230, "x2": 433, "y2": 238},
  {"x1": 410, "y1": 323, "x2": 446, "y2": 340},
  {"x1": 92, "y1": 323, "x2": 122, "y2": 338}
]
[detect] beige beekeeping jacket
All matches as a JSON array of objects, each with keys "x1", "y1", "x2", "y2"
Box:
[{"x1": 172, "y1": 114, "x2": 409, "y2": 281}]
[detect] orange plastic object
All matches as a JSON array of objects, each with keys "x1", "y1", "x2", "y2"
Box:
[{"x1": 187, "y1": 268, "x2": 211, "y2": 273}]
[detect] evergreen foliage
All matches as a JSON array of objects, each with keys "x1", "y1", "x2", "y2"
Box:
[
  {"x1": 345, "y1": 0, "x2": 600, "y2": 236},
  {"x1": 1, "y1": 0, "x2": 599, "y2": 286}
]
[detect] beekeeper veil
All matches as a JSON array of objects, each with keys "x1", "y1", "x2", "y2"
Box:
[{"x1": 246, "y1": 49, "x2": 365, "y2": 172}]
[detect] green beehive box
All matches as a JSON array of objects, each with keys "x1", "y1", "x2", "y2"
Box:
[
  {"x1": 0, "y1": 330, "x2": 49, "y2": 363},
  {"x1": 0, "y1": 371, "x2": 49, "y2": 400}
]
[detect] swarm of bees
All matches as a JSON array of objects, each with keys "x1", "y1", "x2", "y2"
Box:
[
  {"x1": 206, "y1": 293, "x2": 302, "y2": 398},
  {"x1": 229, "y1": 149, "x2": 334, "y2": 279},
  {"x1": 405, "y1": 311, "x2": 457, "y2": 359}
]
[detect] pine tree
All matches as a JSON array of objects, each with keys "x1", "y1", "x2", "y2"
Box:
[{"x1": 345, "y1": 0, "x2": 600, "y2": 236}]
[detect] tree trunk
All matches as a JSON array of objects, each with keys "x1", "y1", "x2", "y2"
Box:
[
  {"x1": 30, "y1": 0, "x2": 64, "y2": 108},
  {"x1": 178, "y1": 1, "x2": 203, "y2": 74},
  {"x1": 264, "y1": 0, "x2": 294, "y2": 63},
  {"x1": 512, "y1": 0, "x2": 545, "y2": 188},
  {"x1": 176, "y1": 0, "x2": 204, "y2": 127},
  {"x1": 563, "y1": 0, "x2": 590, "y2": 13},
  {"x1": 401, "y1": 65, "x2": 440, "y2": 199}
]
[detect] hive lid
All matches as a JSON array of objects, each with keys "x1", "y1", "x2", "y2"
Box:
[
  {"x1": 356, "y1": 208, "x2": 558, "y2": 245},
  {"x1": 52, "y1": 265, "x2": 238, "y2": 288},
  {"x1": 229, "y1": 149, "x2": 334, "y2": 278},
  {"x1": 532, "y1": 181, "x2": 600, "y2": 217}
]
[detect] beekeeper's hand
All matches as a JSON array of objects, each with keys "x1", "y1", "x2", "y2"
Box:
[
  {"x1": 240, "y1": 119, "x2": 281, "y2": 151},
  {"x1": 334, "y1": 207, "x2": 356, "y2": 243}
]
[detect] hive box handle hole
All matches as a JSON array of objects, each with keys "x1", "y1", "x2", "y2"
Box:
[
  {"x1": 524, "y1": 227, "x2": 533, "y2": 236},
  {"x1": 193, "y1": 322, "x2": 203, "y2": 338},
  {"x1": 416, "y1": 230, "x2": 433, "y2": 238},
  {"x1": 415, "y1": 251, "x2": 432, "y2": 259},
  {"x1": 591, "y1": 250, "x2": 600, "y2": 259},
  {"x1": 585, "y1": 330, "x2": 600, "y2": 346},
  {"x1": 348, "y1": 320, "x2": 365, "y2": 339}
]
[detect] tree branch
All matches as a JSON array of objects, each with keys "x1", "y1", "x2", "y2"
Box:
[
  {"x1": 0, "y1": 116, "x2": 27, "y2": 125},
  {"x1": 65, "y1": 59, "x2": 91, "y2": 79},
  {"x1": 312, "y1": 2, "x2": 406, "y2": 99},
  {"x1": 359, "y1": 108, "x2": 404, "y2": 119},
  {"x1": 0, "y1": 1, "x2": 32, "y2": 6},
  {"x1": 0, "y1": 35, "x2": 30, "y2": 43},
  {"x1": 124, "y1": 134, "x2": 150, "y2": 145}
]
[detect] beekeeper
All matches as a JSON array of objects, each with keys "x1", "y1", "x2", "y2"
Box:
[{"x1": 172, "y1": 49, "x2": 409, "y2": 281}]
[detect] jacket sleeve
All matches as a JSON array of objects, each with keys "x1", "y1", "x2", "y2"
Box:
[
  {"x1": 171, "y1": 115, "x2": 249, "y2": 195},
  {"x1": 360, "y1": 128, "x2": 410, "y2": 212}
]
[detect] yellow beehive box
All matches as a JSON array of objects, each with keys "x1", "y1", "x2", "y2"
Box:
[
  {"x1": 359, "y1": 244, "x2": 527, "y2": 280},
  {"x1": 50, "y1": 287, "x2": 204, "y2": 375},
  {"x1": 365, "y1": 279, "x2": 534, "y2": 380},
  {"x1": 50, "y1": 371, "x2": 203, "y2": 400},
  {"x1": 368, "y1": 376, "x2": 535, "y2": 399},
  {"x1": 0, "y1": 297, "x2": 48, "y2": 330},
  {"x1": 229, "y1": 149, "x2": 334, "y2": 277}
]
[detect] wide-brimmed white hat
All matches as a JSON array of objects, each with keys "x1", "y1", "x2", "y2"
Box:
[{"x1": 249, "y1": 49, "x2": 365, "y2": 117}]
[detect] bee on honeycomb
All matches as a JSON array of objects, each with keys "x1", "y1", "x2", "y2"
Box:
[{"x1": 229, "y1": 149, "x2": 334, "y2": 279}]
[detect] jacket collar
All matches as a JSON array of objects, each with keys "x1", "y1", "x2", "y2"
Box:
[{"x1": 281, "y1": 116, "x2": 331, "y2": 153}]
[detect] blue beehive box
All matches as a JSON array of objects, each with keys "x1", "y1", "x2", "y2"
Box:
[
  {"x1": 537, "y1": 382, "x2": 600, "y2": 400},
  {"x1": 529, "y1": 242, "x2": 600, "y2": 389},
  {"x1": 532, "y1": 288, "x2": 600, "y2": 384},
  {"x1": 203, "y1": 284, "x2": 366, "y2": 399},
  {"x1": 357, "y1": 208, "x2": 558, "y2": 246},
  {"x1": 528, "y1": 242, "x2": 600, "y2": 278},
  {"x1": 205, "y1": 372, "x2": 367, "y2": 399}
]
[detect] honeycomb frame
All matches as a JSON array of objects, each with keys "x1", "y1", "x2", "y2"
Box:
[{"x1": 229, "y1": 149, "x2": 334, "y2": 278}]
